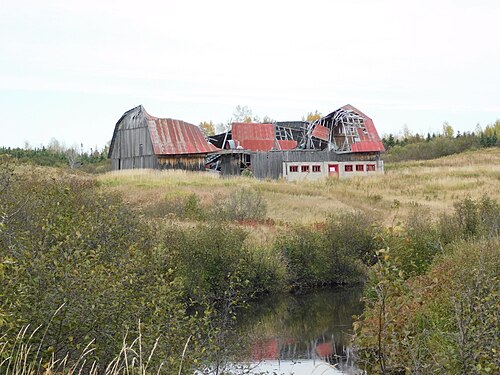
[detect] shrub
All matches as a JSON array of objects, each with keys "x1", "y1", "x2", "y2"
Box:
[
  {"x1": 275, "y1": 211, "x2": 375, "y2": 289},
  {"x1": 217, "y1": 188, "x2": 267, "y2": 222},
  {"x1": 440, "y1": 196, "x2": 500, "y2": 243},
  {"x1": 171, "y1": 222, "x2": 286, "y2": 303},
  {"x1": 274, "y1": 224, "x2": 330, "y2": 288},
  {"x1": 0, "y1": 161, "x2": 207, "y2": 370},
  {"x1": 353, "y1": 238, "x2": 500, "y2": 374},
  {"x1": 324, "y1": 211, "x2": 378, "y2": 266},
  {"x1": 353, "y1": 196, "x2": 500, "y2": 374},
  {"x1": 383, "y1": 207, "x2": 442, "y2": 277}
]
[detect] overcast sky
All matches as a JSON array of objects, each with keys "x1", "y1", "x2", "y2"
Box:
[{"x1": 1, "y1": 0, "x2": 499, "y2": 150}]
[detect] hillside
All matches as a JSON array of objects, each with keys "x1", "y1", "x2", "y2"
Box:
[
  {"x1": 99, "y1": 147, "x2": 500, "y2": 228},
  {"x1": 1, "y1": 147, "x2": 498, "y2": 374}
]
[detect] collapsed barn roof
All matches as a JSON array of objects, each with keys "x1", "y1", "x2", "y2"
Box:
[
  {"x1": 208, "y1": 104, "x2": 384, "y2": 154},
  {"x1": 109, "y1": 105, "x2": 219, "y2": 157},
  {"x1": 304, "y1": 104, "x2": 385, "y2": 153}
]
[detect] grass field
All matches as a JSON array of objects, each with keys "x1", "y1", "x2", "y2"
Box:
[{"x1": 98, "y1": 148, "x2": 500, "y2": 228}]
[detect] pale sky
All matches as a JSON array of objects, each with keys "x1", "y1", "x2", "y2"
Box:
[{"x1": 1, "y1": 0, "x2": 499, "y2": 150}]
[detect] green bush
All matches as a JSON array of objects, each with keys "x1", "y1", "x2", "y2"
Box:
[
  {"x1": 353, "y1": 196, "x2": 500, "y2": 374},
  {"x1": 145, "y1": 192, "x2": 208, "y2": 220},
  {"x1": 275, "y1": 211, "x2": 375, "y2": 289},
  {"x1": 439, "y1": 195, "x2": 500, "y2": 244},
  {"x1": 275, "y1": 224, "x2": 330, "y2": 288},
  {"x1": 0, "y1": 161, "x2": 207, "y2": 371},
  {"x1": 354, "y1": 238, "x2": 500, "y2": 374},
  {"x1": 324, "y1": 211, "x2": 378, "y2": 266},
  {"x1": 217, "y1": 188, "x2": 267, "y2": 222},
  {"x1": 172, "y1": 223, "x2": 286, "y2": 303},
  {"x1": 383, "y1": 207, "x2": 442, "y2": 277}
]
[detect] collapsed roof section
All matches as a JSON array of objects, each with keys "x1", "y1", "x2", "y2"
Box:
[
  {"x1": 208, "y1": 105, "x2": 384, "y2": 154},
  {"x1": 303, "y1": 104, "x2": 385, "y2": 153},
  {"x1": 232, "y1": 122, "x2": 298, "y2": 151}
]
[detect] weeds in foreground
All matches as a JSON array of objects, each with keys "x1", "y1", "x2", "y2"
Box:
[{"x1": 0, "y1": 322, "x2": 192, "y2": 375}]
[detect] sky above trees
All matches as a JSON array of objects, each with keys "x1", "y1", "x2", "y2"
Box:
[{"x1": 1, "y1": 0, "x2": 499, "y2": 149}]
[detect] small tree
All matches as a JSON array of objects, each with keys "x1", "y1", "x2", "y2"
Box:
[
  {"x1": 233, "y1": 105, "x2": 253, "y2": 123},
  {"x1": 65, "y1": 147, "x2": 79, "y2": 169},
  {"x1": 303, "y1": 110, "x2": 322, "y2": 122},
  {"x1": 199, "y1": 121, "x2": 216, "y2": 137},
  {"x1": 442, "y1": 121, "x2": 454, "y2": 137}
]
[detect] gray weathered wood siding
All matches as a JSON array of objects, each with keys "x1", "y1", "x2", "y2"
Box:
[
  {"x1": 220, "y1": 154, "x2": 244, "y2": 176},
  {"x1": 219, "y1": 150, "x2": 381, "y2": 178},
  {"x1": 110, "y1": 107, "x2": 156, "y2": 170}
]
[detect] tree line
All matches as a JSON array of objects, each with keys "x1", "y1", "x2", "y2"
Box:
[
  {"x1": 0, "y1": 138, "x2": 111, "y2": 172},
  {"x1": 382, "y1": 120, "x2": 499, "y2": 162}
]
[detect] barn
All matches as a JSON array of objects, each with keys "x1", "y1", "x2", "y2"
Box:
[
  {"x1": 207, "y1": 104, "x2": 385, "y2": 180},
  {"x1": 108, "y1": 105, "x2": 219, "y2": 170},
  {"x1": 108, "y1": 104, "x2": 384, "y2": 179}
]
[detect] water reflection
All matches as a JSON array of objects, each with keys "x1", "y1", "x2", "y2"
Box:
[{"x1": 232, "y1": 287, "x2": 363, "y2": 374}]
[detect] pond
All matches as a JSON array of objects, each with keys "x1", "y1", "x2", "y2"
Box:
[{"x1": 224, "y1": 286, "x2": 364, "y2": 375}]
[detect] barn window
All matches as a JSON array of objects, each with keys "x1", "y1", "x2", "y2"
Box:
[
  {"x1": 345, "y1": 165, "x2": 353, "y2": 172},
  {"x1": 301, "y1": 165, "x2": 310, "y2": 173},
  {"x1": 367, "y1": 164, "x2": 376, "y2": 171},
  {"x1": 139, "y1": 143, "x2": 143, "y2": 156},
  {"x1": 312, "y1": 165, "x2": 321, "y2": 172},
  {"x1": 289, "y1": 165, "x2": 298, "y2": 172},
  {"x1": 356, "y1": 165, "x2": 364, "y2": 172}
]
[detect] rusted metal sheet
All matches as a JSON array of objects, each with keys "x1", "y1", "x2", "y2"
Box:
[
  {"x1": 232, "y1": 122, "x2": 277, "y2": 151},
  {"x1": 276, "y1": 140, "x2": 297, "y2": 150},
  {"x1": 148, "y1": 117, "x2": 219, "y2": 155},
  {"x1": 351, "y1": 140, "x2": 384, "y2": 152},
  {"x1": 311, "y1": 124, "x2": 330, "y2": 142}
]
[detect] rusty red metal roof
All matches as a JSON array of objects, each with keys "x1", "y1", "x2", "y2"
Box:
[
  {"x1": 232, "y1": 122, "x2": 277, "y2": 151},
  {"x1": 276, "y1": 140, "x2": 297, "y2": 150},
  {"x1": 145, "y1": 112, "x2": 219, "y2": 155}
]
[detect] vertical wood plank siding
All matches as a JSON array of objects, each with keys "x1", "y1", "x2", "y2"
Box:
[{"x1": 221, "y1": 150, "x2": 381, "y2": 179}]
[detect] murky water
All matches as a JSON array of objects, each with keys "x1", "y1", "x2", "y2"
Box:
[{"x1": 228, "y1": 286, "x2": 364, "y2": 374}]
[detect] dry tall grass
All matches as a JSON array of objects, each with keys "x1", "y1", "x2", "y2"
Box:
[
  {"x1": 0, "y1": 323, "x2": 178, "y2": 375},
  {"x1": 98, "y1": 148, "x2": 500, "y2": 227}
]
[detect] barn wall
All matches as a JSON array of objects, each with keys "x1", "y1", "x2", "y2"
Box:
[
  {"x1": 110, "y1": 108, "x2": 156, "y2": 170},
  {"x1": 156, "y1": 155, "x2": 207, "y2": 171},
  {"x1": 220, "y1": 154, "x2": 243, "y2": 176},
  {"x1": 113, "y1": 155, "x2": 158, "y2": 170},
  {"x1": 283, "y1": 160, "x2": 384, "y2": 181},
  {"x1": 250, "y1": 150, "x2": 381, "y2": 179}
]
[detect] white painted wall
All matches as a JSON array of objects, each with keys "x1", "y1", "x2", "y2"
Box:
[{"x1": 283, "y1": 160, "x2": 384, "y2": 181}]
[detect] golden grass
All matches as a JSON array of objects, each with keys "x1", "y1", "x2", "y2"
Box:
[{"x1": 98, "y1": 148, "x2": 500, "y2": 227}]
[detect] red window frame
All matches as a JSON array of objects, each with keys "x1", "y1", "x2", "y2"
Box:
[
  {"x1": 367, "y1": 164, "x2": 376, "y2": 171},
  {"x1": 289, "y1": 165, "x2": 298, "y2": 172},
  {"x1": 312, "y1": 165, "x2": 321, "y2": 172},
  {"x1": 356, "y1": 164, "x2": 364, "y2": 172},
  {"x1": 345, "y1": 164, "x2": 353, "y2": 172},
  {"x1": 301, "y1": 165, "x2": 310, "y2": 173}
]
